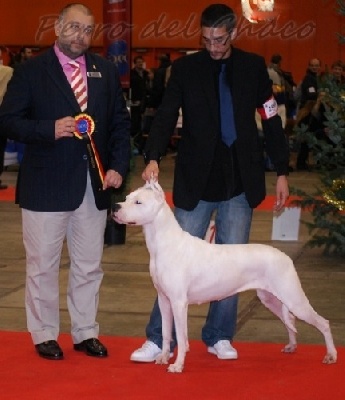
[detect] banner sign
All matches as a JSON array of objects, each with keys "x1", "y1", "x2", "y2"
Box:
[{"x1": 103, "y1": 0, "x2": 131, "y2": 88}]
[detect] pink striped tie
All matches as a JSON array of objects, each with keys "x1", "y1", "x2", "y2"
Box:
[{"x1": 69, "y1": 60, "x2": 88, "y2": 111}]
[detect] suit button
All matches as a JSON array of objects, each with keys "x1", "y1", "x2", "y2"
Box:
[{"x1": 83, "y1": 155, "x2": 87, "y2": 160}]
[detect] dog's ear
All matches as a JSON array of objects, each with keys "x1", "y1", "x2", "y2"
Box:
[
  {"x1": 145, "y1": 173, "x2": 157, "y2": 188},
  {"x1": 145, "y1": 177, "x2": 161, "y2": 192},
  {"x1": 145, "y1": 174, "x2": 159, "y2": 189},
  {"x1": 145, "y1": 178, "x2": 165, "y2": 199},
  {"x1": 151, "y1": 180, "x2": 163, "y2": 193},
  {"x1": 144, "y1": 180, "x2": 151, "y2": 189},
  {"x1": 144, "y1": 177, "x2": 154, "y2": 190}
]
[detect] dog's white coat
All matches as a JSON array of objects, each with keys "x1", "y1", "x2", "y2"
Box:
[{"x1": 114, "y1": 181, "x2": 337, "y2": 373}]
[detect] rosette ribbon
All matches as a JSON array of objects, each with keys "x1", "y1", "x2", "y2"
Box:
[{"x1": 74, "y1": 113, "x2": 105, "y2": 188}]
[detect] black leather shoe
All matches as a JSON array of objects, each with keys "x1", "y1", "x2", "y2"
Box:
[
  {"x1": 74, "y1": 338, "x2": 108, "y2": 357},
  {"x1": 35, "y1": 340, "x2": 64, "y2": 360}
]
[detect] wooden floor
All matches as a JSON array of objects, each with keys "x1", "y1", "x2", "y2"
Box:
[{"x1": 0, "y1": 153, "x2": 344, "y2": 353}]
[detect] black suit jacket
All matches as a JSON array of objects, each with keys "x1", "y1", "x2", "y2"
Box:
[
  {"x1": 145, "y1": 48, "x2": 289, "y2": 210},
  {"x1": 0, "y1": 47, "x2": 131, "y2": 211}
]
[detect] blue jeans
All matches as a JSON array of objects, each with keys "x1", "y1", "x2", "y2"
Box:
[{"x1": 145, "y1": 192, "x2": 253, "y2": 349}]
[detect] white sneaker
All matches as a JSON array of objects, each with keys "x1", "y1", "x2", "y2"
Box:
[
  {"x1": 130, "y1": 340, "x2": 173, "y2": 363},
  {"x1": 207, "y1": 340, "x2": 238, "y2": 360}
]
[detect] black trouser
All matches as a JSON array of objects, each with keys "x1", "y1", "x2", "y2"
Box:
[{"x1": 130, "y1": 105, "x2": 142, "y2": 138}]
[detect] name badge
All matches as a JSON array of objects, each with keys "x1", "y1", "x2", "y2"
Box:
[{"x1": 87, "y1": 72, "x2": 102, "y2": 78}]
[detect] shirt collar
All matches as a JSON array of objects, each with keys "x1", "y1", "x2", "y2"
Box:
[{"x1": 54, "y1": 42, "x2": 86, "y2": 67}]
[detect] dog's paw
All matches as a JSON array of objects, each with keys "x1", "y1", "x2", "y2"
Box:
[
  {"x1": 167, "y1": 363, "x2": 184, "y2": 373},
  {"x1": 155, "y1": 353, "x2": 169, "y2": 365},
  {"x1": 322, "y1": 353, "x2": 337, "y2": 364},
  {"x1": 281, "y1": 343, "x2": 297, "y2": 353}
]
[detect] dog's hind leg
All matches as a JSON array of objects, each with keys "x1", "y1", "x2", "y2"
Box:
[
  {"x1": 288, "y1": 301, "x2": 337, "y2": 364},
  {"x1": 167, "y1": 299, "x2": 189, "y2": 373},
  {"x1": 258, "y1": 289, "x2": 337, "y2": 364},
  {"x1": 257, "y1": 289, "x2": 297, "y2": 353},
  {"x1": 281, "y1": 304, "x2": 298, "y2": 353},
  {"x1": 156, "y1": 293, "x2": 174, "y2": 365}
]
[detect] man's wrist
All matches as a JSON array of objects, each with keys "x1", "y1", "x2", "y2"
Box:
[{"x1": 143, "y1": 151, "x2": 162, "y2": 165}]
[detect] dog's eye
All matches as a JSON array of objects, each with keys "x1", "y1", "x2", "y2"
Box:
[{"x1": 135, "y1": 200, "x2": 142, "y2": 204}]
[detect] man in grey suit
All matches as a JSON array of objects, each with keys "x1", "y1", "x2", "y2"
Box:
[
  {"x1": 0, "y1": 3, "x2": 131, "y2": 360},
  {"x1": 131, "y1": 3, "x2": 289, "y2": 363}
]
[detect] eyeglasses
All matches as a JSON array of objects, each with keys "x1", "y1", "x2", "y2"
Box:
[
  {"x1": 202, "y1": 34, "x2": 231, "y2": 47},
  {"x1": 64, "y1": 22, "x2": 94, "y2": 36}
]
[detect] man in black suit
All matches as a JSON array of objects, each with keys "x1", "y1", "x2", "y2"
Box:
[
  {"x1": 0, "y1": 3, "x2": 131, "y2": 360},
  {"x1": 131, "y1": 3, "x2": 289, "y2": 363}
]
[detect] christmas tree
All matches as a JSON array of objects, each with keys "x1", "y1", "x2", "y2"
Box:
[{"x1": 293, "y1": 43, "x2": 345, "y2": 255}]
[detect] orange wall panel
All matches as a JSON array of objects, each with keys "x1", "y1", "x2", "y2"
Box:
[
  {"x1": 0, "y1": 0, "x2": 344, "y2": 82},
  {"x1": 130, "y1": 0, "x2": 343, "y2": 81},
  {"x1": 0, "y1": 0, "x2": 103, "y2": 46}
]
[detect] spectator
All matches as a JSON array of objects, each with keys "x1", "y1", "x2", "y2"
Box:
[
  {"x1": 141, "y1": 68, "x2": 157, "y2": 135},
  {"x1": 330, "y1": 60, "x2": 344, "y2": 85},
  {"x1": 130, "y1": 56, "x2": 148, "y2": 151},
  {"x1": 10, "y1": 46, "x2": 33, "y2": 69},
  {"x1": 150, "y1": 53, "x2": 172, "y2": 109},
  {"x1": 299, "y1": 58, "x2": 321, "y2": 108},
  {"x1": 296, "y1": 58, "x2": 322, "y2": 169}
]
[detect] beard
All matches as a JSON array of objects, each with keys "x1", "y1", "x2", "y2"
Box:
[{"x1": 57, "y1": 39, "x2": 88, "y2": 59}]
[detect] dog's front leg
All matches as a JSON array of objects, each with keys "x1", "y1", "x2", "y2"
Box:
[
  {"x1": 156, "y1": 293, "x2": 173, "y2": 365},
  {"x1": 167, "y1": 300, "x2": 189, "y2": 373}
]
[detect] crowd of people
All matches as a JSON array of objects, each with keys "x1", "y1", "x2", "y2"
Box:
[
  {"x1": 0, "y1": 1, "x2": 343, "y2": 366},
  {"x1": 129, "y1": 53, "x2": 172, "y2": 154},
  {"x1": 295, "y1": 58, "x2": 345, "y2": 170}
]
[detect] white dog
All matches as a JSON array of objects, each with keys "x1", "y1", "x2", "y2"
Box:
[{"x1": 113, "y1": 181, "x2": 337, "y2": 373}]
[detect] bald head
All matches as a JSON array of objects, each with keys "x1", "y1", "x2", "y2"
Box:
[
  {"x1": 308, "y1": 58, "x2": 321, "y2": 74},
  {"x1": 55, "y1": 3, "x2": 94, "y2": 59},
  {"x1": 58, "y1": 3, "x2": 93, "y2": 23}
]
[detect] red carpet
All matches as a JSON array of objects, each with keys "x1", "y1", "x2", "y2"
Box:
[
  {"x1": 0, "y1": 186, "x2": 15, "y2": 202},
  {"x1": 1, "y1": 331, "x2": 343, "y2": 400}
]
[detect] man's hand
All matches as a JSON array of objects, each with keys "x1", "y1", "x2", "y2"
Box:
[
  {"x1": 103, "y1": 169, "x2": 123, "y2": 190},
  {"x1": 142, "y1": 160, "x2": 159, "y2": 181},
  {"x1": 55, "y1": 117, "x2": 76, "y2": 139},
  {"x1": 274, "y1": 175, "x2": 289, "y2": 211}
]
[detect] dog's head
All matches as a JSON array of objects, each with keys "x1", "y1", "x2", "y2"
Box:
[{"x1": 112, "y1": 179, "x2": 166, "y2": 226}]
